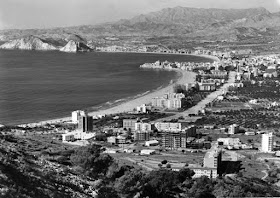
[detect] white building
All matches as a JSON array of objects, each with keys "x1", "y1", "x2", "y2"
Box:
[
  {"x1": 140, "y1": 149, "x2": 156, "y2": 155},
  {"x1": 145, "y1": 140, "x2": 159, "y2": 147},
  {"x1": 62, "y1": 133, "x2": 75, "y2": 142},
  {"x1": 228, "y1": 124, "x2": 239, "y2": 134},
  {"x1": 72, "y1": 110, "x2": 86, "y2": 123},
  {"x1": 136, "y1": 104, "x2": 148, "y2": 113},
  {"x1": 217, "y1": 138, "x2": 241, "y2": 146},
  {"x1": 62, "y1": 130, "x2": 95, "y2": 141},
  {"x1": 155, "y1": 122, "x2": 182, "y2": 132},
  {"x1": 261, "y1": 132, "x2": 273, "y2": 152}
]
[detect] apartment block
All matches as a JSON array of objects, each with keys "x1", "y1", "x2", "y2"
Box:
[
  {"x1": 134, "y1": 131, "x2": 150, "y2": 141},
  {"x1": 78, "y1": 115, "x2": 93, "y2": 132},
  {"x1": 261, "y1": 132, "x2": 273, "y2": 152}
]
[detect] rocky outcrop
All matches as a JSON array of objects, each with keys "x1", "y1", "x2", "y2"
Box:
[
  {"x1": 59, "y1": 40, "x2": 92, "y2": 53},
  {"x1": 0, "y1": 35, "x2": 57, "y2": 50}
]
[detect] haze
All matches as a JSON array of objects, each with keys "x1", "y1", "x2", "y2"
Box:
[{"x1": 0, "y1": 0, "x2": 280, "y2": 30}]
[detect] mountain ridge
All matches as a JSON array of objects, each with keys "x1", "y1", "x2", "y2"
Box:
[{"x1": 0, "y1": 7, "x2": 280, "y2": 44}]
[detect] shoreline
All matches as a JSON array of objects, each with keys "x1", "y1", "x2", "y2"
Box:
[
  {"x1": 17, "y1": 52, "x2": 217, "y2": 127},
  {"x1": 18, "y1": 70, "x2": 196, "y2": 127},
  {"x1": 97, "y1": 50, "x2": 220, "y2": 62}
]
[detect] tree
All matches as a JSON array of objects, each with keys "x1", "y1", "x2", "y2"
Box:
[
  {"x1": 114, "y1": 169, "x2": 145, "y2": 197},
  {"x1": 70, "y1": 144, "x2": 113, "y2": 178},
  {"x1": 161, "y1": 160, "x2": 168, "y2": 164},
  {"x1": 177, "y1": 168, "x2": 195, "y2": 182},
  {"x1": 141, "y1": 169, "x2": 181, "y2": 198}
]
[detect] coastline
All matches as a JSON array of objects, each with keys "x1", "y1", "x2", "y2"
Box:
[
  {"x1": 17, "y1": 52, "x2": 217, "y2": 127},
  {"x1": 97, "y1": 51, "x2": 220, "y2": 62},
  {"x1": 18, "y1": 69, "x2": 196, "y2": 127}
]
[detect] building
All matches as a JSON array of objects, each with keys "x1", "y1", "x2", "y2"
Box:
[
  {"x1": 210, "y1": 70, "x2": 228, "y2": 78},
  {"x1": 261, "y1": 132, "x2": 273, "y2": 152},
  {"x1": 140, "y1": 149, "x2": 156, "y2": 155},
  {"x1": 123, "y1": 119, "x2": 138, "y2": 132},
  {"x1": 61, "y1": 130, "x2": 95, "y2": 141},
  {"x1": 107, "y1": 135, "x2": 126, "y2": 145},
  {"x1": 167, "y1": 98, "x2": 182, "y2": 109},
  {"x1": 155, "y1": 122, "x2": 182, "y2": 132},
  {"x1": 72, "y1": 110, "x2": 86, "y2": 123},
  {"x1": 198, "y1": 82, "x2": 216, "y2": 91},
  {"x1": 78, "y1": 115, "x2": 93, "y2": 132},
  {"x1": 217, "y1": 138, "x2": 241, "y2": 146},
  {"x1": 145, "y1": 140, "x2": 159, "y2": 147},
  {"x1": 161, "y1": 126, "x2": 196, "y2": 149},
  {"x1": 189, "y1": 144, "x2": 222, "y2": 179},
  {"x1": 191, "y1": 167, "x2": 218, "y2": 179},
  {"x1": 151, "y1": 93, "x2": 185, "y2": 109},
  {"x1": 134, "y1": 131, "x2": 150, "y2": 141},
  {"x1": 228, "y1": 124, "x2": 239, "y2": 134},
  {"x1": 136, "y1": 104, "x2": 147, "y2": 113},
  {"x1": 135, "y1": 122, "x2": 153, "y2": 132},
  {"x1": 204, "y1": 149, "x2": 222, "y2": 169},
  {"x1": 62, "y1": 133, "x2": 75, "y2": 142}
]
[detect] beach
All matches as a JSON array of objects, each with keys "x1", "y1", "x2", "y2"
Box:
[
  {"x1": 19, "y1": 69, "x2": 196, "y2": 127},
  {"x1": 88, "y1": 69, "x2": 196, "y2": 117},
  {"x1": 17, "y1": 52, "x2": 218, "y2": 127}
]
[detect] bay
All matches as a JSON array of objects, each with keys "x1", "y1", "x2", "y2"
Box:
[{"x1": 0, "y1": 50, "x2": 212, "y2": 125}]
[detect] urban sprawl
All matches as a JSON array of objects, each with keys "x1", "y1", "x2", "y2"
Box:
[{"x1": 7, "y1": 50, "x2": 280, "y2": 180}]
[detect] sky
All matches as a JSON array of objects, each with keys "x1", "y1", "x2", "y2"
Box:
[{"x1": 0, "y1": 0, "x2": 280, "y2": 30}]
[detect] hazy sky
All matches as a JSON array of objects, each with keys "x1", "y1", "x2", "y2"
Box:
[{"x1": 0, "y1": 0, "x2": 280, "y2": 29}]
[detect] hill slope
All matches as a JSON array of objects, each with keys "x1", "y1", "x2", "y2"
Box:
[
  {"x1": 60, "y1": 40, "x2": 92, "y2": 52},
  {"x1": 0, "y1": 7, "x2": 280, "y2": 43},
  {"x1": 0, "y1": 35, "x2": 57, "y2": 50}
]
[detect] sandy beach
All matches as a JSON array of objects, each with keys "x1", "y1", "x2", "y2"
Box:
[
  {"x1": 87, "y1": 70, "x2": 196, "y2": 117},
  {"x1": 19, "y1": 69, "x2": 196, "y2": 127},
  {"x1": 18, "y1": 53, "x2": 218, "y2": 127}
]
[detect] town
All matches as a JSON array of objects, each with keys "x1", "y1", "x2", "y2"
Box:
[{"x1": 5, "y1": 52, "x2": 280, "y2": 183}]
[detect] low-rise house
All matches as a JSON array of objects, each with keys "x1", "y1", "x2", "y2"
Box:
[
  {"x1": 145, "y1": 140, "x2": 159, "y2": 147},
  {"x1": 107, "y1": 135, "x2": 127, "y2": 145},
  {"x1": 62, "y1": 133, "x2": 75, "y2": 142},
  {"x1": 140, "y1": 149, "x2": 156, "y2": 155},
  {"x1": 217, "y1": 138, "x2": 241, "y2": 146},
  {"x1": 198, "y1": 82, "x2": 216, "y2": 91}
]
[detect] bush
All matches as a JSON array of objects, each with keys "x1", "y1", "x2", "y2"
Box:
[{"x1": 161, "y1": 160, "x2": 167, "y2": 164}]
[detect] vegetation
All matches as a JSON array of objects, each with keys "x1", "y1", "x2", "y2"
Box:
[{"x1": 1, "y1": 133, "x2": 280, "y2": 198}]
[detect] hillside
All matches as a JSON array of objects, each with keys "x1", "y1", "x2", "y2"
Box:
[
  {"x1": 0, "y1": 35, "x2": 57, "y2": 50},
  {"x1": 0, "y1": 7, "x2": 280, "y2": 49},
  {"x1": 1, "y1": 132, "x2": 280, "y2": 198},
  {"x1": 60, "y1": 40, "x2": 92, "y2": 52}
]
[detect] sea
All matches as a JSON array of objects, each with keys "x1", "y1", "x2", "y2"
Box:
[{"x1": 0, "y1": 50, "x2": 212, "y2": 125}]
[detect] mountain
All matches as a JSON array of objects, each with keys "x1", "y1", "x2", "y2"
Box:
[
  {"x1": 0, "y1": 35, "x2": 57, "y2": 50},
  {"x1": 97, "y1": 7, "x2": 280, "y2": 39},
  {"x1": 59, "y1": 40, "x2": 92, "y2": 52},
  {"x1": 0, "y1": 7, "x2": 280, "y2": 44}
]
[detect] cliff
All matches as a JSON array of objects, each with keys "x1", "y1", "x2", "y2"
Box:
[
  {"x1": 59, "y1": 40, "x2": 92, "y2": 53},
  {"x1": 0, "y1": 35, "x2": 57, "y2": 50}
]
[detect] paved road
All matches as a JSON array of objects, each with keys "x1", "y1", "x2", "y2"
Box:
[{"x1": 157, "y1": 71, "x2": 236, "y2": 121}]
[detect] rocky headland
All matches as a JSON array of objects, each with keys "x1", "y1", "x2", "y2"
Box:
[
  {"x1": 59, "y1": 40, "x2": 92, "y2": 53},
  {"x1": 0, "y1": 35, "x2": 57, "y2": 51}
]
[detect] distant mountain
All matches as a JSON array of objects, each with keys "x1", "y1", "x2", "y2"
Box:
[
  {"x1": 97, "y1": 7, "x2": 280, "y2": 39},
  {"x1": 0, "y1": 35, "x2": 57, "y2": 50},
  {"x1": 59, "y1": 40, "x2": 92, "y2": 52},
  {"x1": 0, "y1": 7, "x2": 280, "y2": 43}
]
